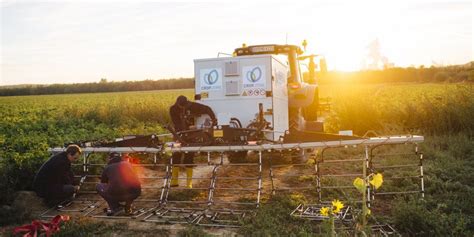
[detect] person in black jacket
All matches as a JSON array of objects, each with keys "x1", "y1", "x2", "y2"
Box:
[
  {"x1": 33, "y1": 145, "x2": 81, "y2": 206},
  {"x1": 169, "y1": 95, "x2": 216, "y2": 188},
  {"x1": 96, "y1": 153, "x2": 141, "y2": 216}
]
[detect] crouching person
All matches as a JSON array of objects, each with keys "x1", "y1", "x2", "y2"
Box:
[
  {"x1": 96, "y1": 153, "x2": 141, "y2": 216},
  {"x1": 33, "y1": 145, "x2": 81, "y2": 207}
]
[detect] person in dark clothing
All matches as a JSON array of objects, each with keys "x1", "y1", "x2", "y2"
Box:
[
  {"x1": 96, "y1": 153, "x2": 141, "y2": 216},
  {"x1": 169, "y1": 95, "x2": 217, "y2": 188},
  {"x1": 33, "y1": 145, "x2": 82, "y2": 206},
  {"x1": 169, "y1": 95, "x2": 217, "y2": 132}
]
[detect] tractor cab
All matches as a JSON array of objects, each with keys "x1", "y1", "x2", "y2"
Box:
[
  {"x1": 233, "y1": 43, "x2": 327, "y2": 84},
  {"x1": 233, "y1": 43, "x2": 327, "y2": 131},
  {"x1": 233, "y1": 44, "x2": 305, "y2": 84}
]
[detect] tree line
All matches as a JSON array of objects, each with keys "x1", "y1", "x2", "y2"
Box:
[
  {"x1": 315, "y1": 63, "x2": 474, "y2": 84},
  {"x1": 0, "y1": 78, "x2": 194, "y2": 96},
  {"x1": 1, "y1": 63, "x2": 472, "y2": 96}
]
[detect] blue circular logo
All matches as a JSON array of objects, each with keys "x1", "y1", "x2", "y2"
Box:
[
  {"x1": 246, "y1": 67, "x2": 262, "y2": 83},
  {"x1": 204, "y1": 69, "x2": 219, "y2": 85}
]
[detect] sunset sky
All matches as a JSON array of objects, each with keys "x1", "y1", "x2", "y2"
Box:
[{"x1": 1, "y1": 0, "x2": 472, "y2": 86}]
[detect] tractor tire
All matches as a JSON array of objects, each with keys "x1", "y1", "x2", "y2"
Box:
[{"x1": 303, "y1": 88, "x2": 319, "y2": 122}]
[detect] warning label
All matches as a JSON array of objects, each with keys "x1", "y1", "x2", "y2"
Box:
[{"x1": 241, "y1": 88, "x2": 266, "y2": 97}]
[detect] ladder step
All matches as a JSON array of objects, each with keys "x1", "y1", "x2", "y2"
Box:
[
  {"x1": 374, "y1": 190, "x2": 421, "y2": 195},
  {"x1": 271, "y1": 163, "x2": 311, "y2": 168},
  {"x1": 214, "y1": 187, "x2": 259, "y2": 191},
  {"x1": 212, "y1": 201, "x2": 257, "y2": 205},
  {"x1": 384, "y1": 175, "x2": 421, "y2": 180},
  {"x1": 168, "y1": 187, "x2": 209, "y2": 190},
  {"x1": 373, "y1": 164, "x2": 418, "y2": 169},
  {"x1": 216, "y1": 177, "x2": 259, "y2": 180},
  {"x1": 274, "y1": 174, "x2": 315, "y2": 177},
  {"x1": 224, "y1": 163, "x2": 260, "y2": 166},
  {"x1": 320, "y1": 186, "x2": 354, "y2": 189},
  {"x1": 321, "y1": 159, "x2": 364, "y2": 163},
  {"x1": 321, "y1": 174, "x2": 361, "y2": 177},
  {"x1": 373, "y1": 153, "x2": 417, "y2": 157},
  {"x1": 274, "y1": 186, "x2": 314, "y2": 190}
]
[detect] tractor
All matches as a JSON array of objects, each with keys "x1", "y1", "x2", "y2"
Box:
[{"x1": 173, "y1": 42, "x2": 358, "y2": 148}]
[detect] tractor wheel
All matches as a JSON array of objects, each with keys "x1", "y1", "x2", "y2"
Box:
[{"x1": 303, "y1": 88, "x2": 319, "y2": 122}]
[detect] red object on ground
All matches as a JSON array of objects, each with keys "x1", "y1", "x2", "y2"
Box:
[{"x1": 13, "y1": 215, "x2": 70, "y2": 237}]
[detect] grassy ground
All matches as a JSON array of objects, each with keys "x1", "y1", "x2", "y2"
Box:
[{"x1": 1, "y1": 83, "x2": 473, "y2": 235}]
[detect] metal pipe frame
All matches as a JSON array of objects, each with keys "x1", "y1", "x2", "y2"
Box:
[
  {"x1": 310, "y1": 142, "x2": 425, "y2": 207},
  {"x1": 142, "y1": 150, "x2": 263, "y2": 226},
  {"x1": 49, "y1": 135, "x2": 424, "y2": 154},
  {"x1": 369, "y1": 143, "x2": 425, "y2": 201},
  {"x1": 43, "y1": 135, "x2": 424, "y2": 227}
]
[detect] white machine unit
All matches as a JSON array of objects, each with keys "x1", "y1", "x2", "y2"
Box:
[{"x1": 194, "y1": 55, "x2": 289, "y2": 141}]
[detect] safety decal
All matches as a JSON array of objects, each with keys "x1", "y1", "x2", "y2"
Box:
[{"x1": 241, "y1": 88, "x2": 266, "y2": 97}]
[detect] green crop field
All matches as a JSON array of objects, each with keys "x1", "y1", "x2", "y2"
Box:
[{"x1": 1, "y1": 83, "x2": 473, "y2": 235}]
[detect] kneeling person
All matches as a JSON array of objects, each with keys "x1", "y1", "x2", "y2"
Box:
[
  {"x1": 96, "y1": 153, "x2": 141, "y2": 216},
  {"x1": 33, "y1": 145, "x2": 81, "y2": 206}
]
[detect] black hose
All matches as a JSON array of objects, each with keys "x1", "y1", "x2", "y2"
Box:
[{"x1": 230, "y1": 117, "x2": 242, "y2": 128}]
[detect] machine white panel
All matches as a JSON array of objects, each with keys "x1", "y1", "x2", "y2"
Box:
[
  {"x1": 194, "y1": 55, "x2": 289, "y2": 141},
  {"x1": 271, "y1": 57, "x2": 289, "y2": 139}
]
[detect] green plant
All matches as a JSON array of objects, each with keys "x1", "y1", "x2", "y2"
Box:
[
  {"x1": 177, "y1": 226, "x2": 210, "y2": 237},
  {"x1": 239, "y1": 195, "x2": 318, "y2": 236},
  {"x1": 319, "y1": 200, "x2": 345, "y2": 236},
  {"x1": 53, "y1": 217, "x2": 127, "y2": 237},
  {"x1": 353, "y1": 173, "x2": 383, "y2": 233},
  {"x1": 392, "y1": 198, "x2": 470, "y2": 236}
]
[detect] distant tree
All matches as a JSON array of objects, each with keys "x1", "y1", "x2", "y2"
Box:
[{"x1": 1, "y1": 63, "x2": 472, "y2": 97}]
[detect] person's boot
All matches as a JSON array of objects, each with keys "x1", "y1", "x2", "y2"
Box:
[
  {"x1": 124, "y1": 201, "x2": 133, "y2": 215},
  {"x1": 170, "y1": 167, "x2": 180, "y2": 187},
  {"x1": 107, "y1": 209, "x2": 122, "y2": 216},
  {"x1": 186, "y1": 167, "x2": 193, "y2": 188},
  {"x1": 106, "y1": 206, "x2": 123, "y2": 216}
]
